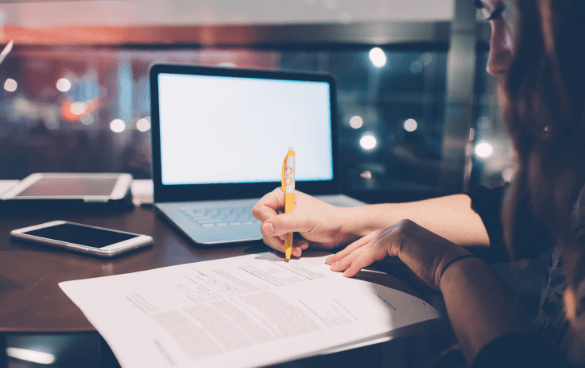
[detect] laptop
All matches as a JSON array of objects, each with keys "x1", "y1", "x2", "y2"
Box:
[{"x1": 149, "y1": 64, "x2": 364, "y2": 246}]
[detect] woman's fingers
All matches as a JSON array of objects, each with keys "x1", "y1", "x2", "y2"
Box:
[
  {"x1": 263, "y1": 235, "x2": 285, "y2": 253},
  {"x1": 342, "y1": 243, "x2": 388, "y2": 277},
  {"x1": 325, "y1": 230, "x2": 378, "y2": 265},
  {"x1": 263, "y1": 236, "x2": 300, "y2": 257},
  {"x1": 255, "y1": 188, "x2": 310, "y2": 240},
  {"x1": 263, "y1": 235, "x2": 306, "y2": 258},
  {"x1": 296, "y1": 239, "x2": 309, "y2": 250},
  {"x1": 330, "y1": 230, "x2": 390, "y2": 277},
  {"x1": 264, "y1": 212, "x2": 315, "y2": 238},
  {"x1": 329, "y1": 243, "x2": 369, "y2": 272},
  {"x1": 252, "y1": 188, "x2": 283, "y2": 222}
]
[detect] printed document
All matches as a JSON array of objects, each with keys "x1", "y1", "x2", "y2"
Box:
[{"x1": 59, "y1": 252, "x2": 440, "y2": 368}]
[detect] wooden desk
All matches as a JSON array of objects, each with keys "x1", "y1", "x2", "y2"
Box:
[
  {"x1": 0, "y1": 205, "x2": 448, "y2": 367},
  {"x1": 0, "y1": 206, "x2": 257, "y2": 332}
]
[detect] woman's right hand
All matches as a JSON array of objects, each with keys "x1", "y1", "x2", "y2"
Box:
[{"x1": 252, "y1": 188, "x2": 357, "y2": 257}]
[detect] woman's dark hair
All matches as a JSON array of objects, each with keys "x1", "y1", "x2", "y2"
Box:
[{"x1": 503, "y1": 0, "x2": 585, "y2": 317}]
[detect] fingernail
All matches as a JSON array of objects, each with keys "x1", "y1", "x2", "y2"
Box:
[
  {"x1": 325, "y1": 257, "x2": 332, "y2": 265},
  {"x1": 294, "y1": 248, "x2": 302, "y2": 257},
  {"x1": 262, "y1": 223, "x2": 274, "y2": 235}
]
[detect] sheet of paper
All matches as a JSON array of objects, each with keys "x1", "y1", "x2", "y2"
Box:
[{"x1": 59, "y1": 252, "x2": 440, "y2": 368}]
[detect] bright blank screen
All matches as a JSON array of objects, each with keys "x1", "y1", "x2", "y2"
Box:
[{"x1": 158, "y1": 73, "x2": 334, "y2": 185}]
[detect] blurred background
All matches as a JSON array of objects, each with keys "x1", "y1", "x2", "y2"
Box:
[
  {"x1": 0, "y1": 1, "x2": 526, "y2": 367},
  {"x1": 0, "y1": 0, "x2": 512, "y2": 204}
]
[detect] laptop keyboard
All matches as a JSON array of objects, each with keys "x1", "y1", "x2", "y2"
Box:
[{"x1": 179, "y1": 206, "x2": 260, "y2": 228}]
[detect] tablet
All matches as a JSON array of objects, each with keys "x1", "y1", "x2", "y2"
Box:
[{"x1": 0, "y1": 173, "x2": 133, "y2": 210}]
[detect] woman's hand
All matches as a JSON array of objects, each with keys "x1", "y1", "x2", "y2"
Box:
[
  {"x1": 326, "y1": 219, "x2": 472, "y2": 291},
  {"x1": 252, "y1": 188, "x2": 357, "y2": 257}
]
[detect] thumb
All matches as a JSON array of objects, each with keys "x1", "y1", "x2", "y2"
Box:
[{"x1": 261, "y1": 212, "x2": 312, "y2": 237}]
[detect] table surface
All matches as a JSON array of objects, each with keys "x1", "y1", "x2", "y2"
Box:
[
  {"x1": 0, "y1": 203, "x2": 426, "y2": 335},
  {"x1": 0, "y1": 181, "x2": 453, "y2": 368}
]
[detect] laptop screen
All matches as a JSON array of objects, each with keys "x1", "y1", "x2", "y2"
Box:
[{"x1": 157, "y1": 73, "x2": 334, "y2": 186}]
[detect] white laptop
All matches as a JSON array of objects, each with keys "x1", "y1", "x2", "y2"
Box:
[{"x1": 149, "y1": 64, "x2": 364, "y2": 247}]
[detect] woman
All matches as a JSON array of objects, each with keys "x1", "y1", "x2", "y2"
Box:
[{"x1": 252, "y1": 0, "x2": 585, "y2": 366}]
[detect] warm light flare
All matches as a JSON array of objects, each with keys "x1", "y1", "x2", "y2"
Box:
[
  {"x1": 360, "y1": 170, "x2": 372, "y2": 179},
  {"x1": 69, "y1": 102, "x2": 87, "y2": 116}
]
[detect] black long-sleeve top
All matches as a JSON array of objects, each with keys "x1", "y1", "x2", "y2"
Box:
[{"x1": 464, "y1": 185, "x2": 585, "y2": 368}]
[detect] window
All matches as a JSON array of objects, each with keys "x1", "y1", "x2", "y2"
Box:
[{"x1": 0, "y1": 45, "x2": 448, "y2": 200}]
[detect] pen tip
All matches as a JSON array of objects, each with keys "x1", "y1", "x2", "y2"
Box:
[{"x1": 285, "y1": 259, "x2": 290, "y2": 263}]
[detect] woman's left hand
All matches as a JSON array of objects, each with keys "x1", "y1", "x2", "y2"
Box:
[{"x1": 325, "y1": 219, "x2": 472, "y2": 291}]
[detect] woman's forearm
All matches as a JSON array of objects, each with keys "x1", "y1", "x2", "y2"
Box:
[
  {"x1": 339, "y1": 194, "x2": 490, "y2": 247},
  {"x1": 439, "y1": 257, "x2": 536, "y2": 365}
]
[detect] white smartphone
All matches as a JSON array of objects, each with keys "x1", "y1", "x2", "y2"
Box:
[{"x1": 10, "y1": 221, "x2": 153, "y2": 257}]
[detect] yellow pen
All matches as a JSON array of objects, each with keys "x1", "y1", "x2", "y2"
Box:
[{"x1": 281, "y1": 147, "x2": 295, "y2": 261}]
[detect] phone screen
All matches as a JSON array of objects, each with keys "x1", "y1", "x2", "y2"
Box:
[{"x1": 24, "y1": 223, "x2": 138, "y2": 248}]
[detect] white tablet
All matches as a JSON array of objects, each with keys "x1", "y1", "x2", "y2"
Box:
[{"x1": 1, "y1": 173, "x2": 132, "y2": 202}]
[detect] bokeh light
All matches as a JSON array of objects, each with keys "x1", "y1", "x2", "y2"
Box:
[
  {"x1": 404, "y1": 119, "x2": 418, "y2": 132},
  {"x1": 56, "y1": 78, "x2": 72, "y2": 92},
  {"x1": 349, "y1": 116, "x2": 363, "y2": 129},
  {"x1": 110, "y1": 119, "x2": 126, "y2": 133},
  {"x1": 6, "y1": 348, "x2": 55, "y2": 365},
  {"x1": 80, "y1": 114, "x2": 94, "y2": 126},
  {"x1": 69, "y1": 102, "x2": 87, "y2": 116},
  {"x1": 4, "y1": 78, "x2": 17, "y2": 92},
  {"x1": 502, "y1": 167, "x2": 516, "y2": 182},
  {"x1": 360, "y1": 134, "x2": 377, "y2": 150},
  {"x1": 474, "y1": 142, "x2": 493, "y2": 158},
  {"x1": 136, "y1": 117, "x2": 151, "y2": 132},
  {"x1": 360, "y1": 170, "x2": 372, "y2": 179},
  {"x1": 369, "y1": 47, "x2": 387, "y2": 68}
]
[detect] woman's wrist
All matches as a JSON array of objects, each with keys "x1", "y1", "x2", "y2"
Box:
[
  {"x1": 438, "y1": 253, "x2": 483, "y2": 291},
  {"x1": 339, "y1": 204, "x2": 397, "y2": 240},
  {"x1": 440, "y1": 255, "x2": 479, "y2": 279},
  {"x1": 335, "y1": 206, "x2": 367, "y2": 245}
]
